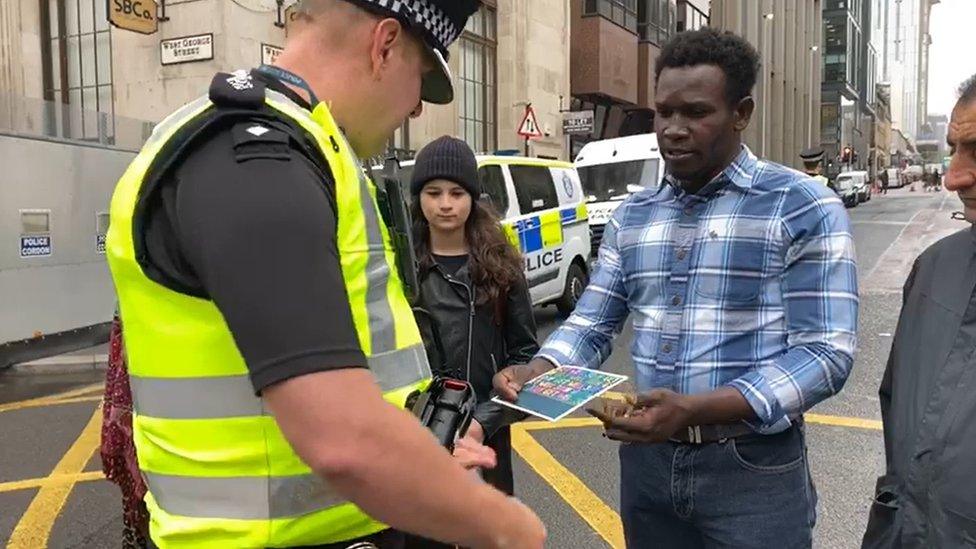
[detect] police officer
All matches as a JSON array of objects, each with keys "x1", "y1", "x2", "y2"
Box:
[
  {"x1": 105, "y1": 0, "x2": 546, "y2": 547},
  {"x1": 800, "y1": 147, "x2": 830, "y2": 187}
]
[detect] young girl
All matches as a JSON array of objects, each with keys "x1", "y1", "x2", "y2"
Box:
[{"x1": 410, "y1": 136, "x2": 539, "y2": 496}]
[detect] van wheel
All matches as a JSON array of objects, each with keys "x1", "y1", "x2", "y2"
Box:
[{"x1": 557, "y1": 262, "x2": 588, "y2": 316}]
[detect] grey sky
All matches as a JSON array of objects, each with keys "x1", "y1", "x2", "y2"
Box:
[{"x1": 927, "y1": 0, "x2": 976, "y2": 115}]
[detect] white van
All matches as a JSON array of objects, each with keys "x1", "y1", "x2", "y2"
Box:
[
  {"x1": 377, "y1": 156, "x2": 592, "y2": 315},
  {"x1": 573, "y1": 134, "x2": 665, "y2": 255}
]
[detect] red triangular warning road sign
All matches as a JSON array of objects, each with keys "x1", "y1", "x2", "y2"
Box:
[{"x1": 517, "y1": 106, "x2": 543, "y2": 138}]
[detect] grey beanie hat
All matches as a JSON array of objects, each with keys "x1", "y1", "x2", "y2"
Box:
[{"x1": 410, "y1": 136, "x2": 481, "y2": 198}]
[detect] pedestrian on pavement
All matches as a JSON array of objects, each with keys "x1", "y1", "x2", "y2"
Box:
[
  {"x1": 861, "y1": 73, "x2": 976, "y2": 549},
  {"x1": 880, "y1": 167, "x2": 890, "y2": 195},
  {"x1": 494, "y1": 28, "x2": 859, "y2": 549},
  {"x1": 104, "y1": 0, "x2": 546, "y2": 547},
  {"x1": 405, "y1": 136, "x2": 540, "y2": 548}
]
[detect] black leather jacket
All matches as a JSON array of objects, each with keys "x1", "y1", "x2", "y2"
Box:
[{"x1": 414, "y1": 259, "x2": 539, "y2": 439}]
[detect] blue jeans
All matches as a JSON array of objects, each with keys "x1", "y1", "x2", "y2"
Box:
[{"x1": 619, "y1": 424, "x2": 817, "y2": 549}]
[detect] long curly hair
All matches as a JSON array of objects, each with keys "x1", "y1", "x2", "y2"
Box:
[{"x1": 412, "y1": 198, "x2": 524, "y2": 306}]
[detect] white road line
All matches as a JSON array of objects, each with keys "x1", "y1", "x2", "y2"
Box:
[
  {"x1": 852, "y1": 220, "x2": 911, "y2": 226},
  {"x1": 863, "y1": 207, "x2": 927, "y2": 282}
]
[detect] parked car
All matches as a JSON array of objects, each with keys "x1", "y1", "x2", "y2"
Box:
[
  {"x1": 836, "y1": 171, "x2": 871, "y2": 203},
  {"x1": 832, "y1": 172, "x2": 861, "y2": 207}
]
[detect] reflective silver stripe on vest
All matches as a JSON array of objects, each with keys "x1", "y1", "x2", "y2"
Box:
[
  {"x1": 145, "y1": 472, "x2": 345, "y2": 520},
  {"x1": 144, "y1": 96, "x2": 212, "y2": 149},
  {"x1": 131, "y1": 344, "x2": 429, "y2": 419},
  {"x1": 356, "y1": 168, "x2": 398, "y2": 355},
  {"x1": 265, "y1": 89, "x2": 400, "y2": 355}
]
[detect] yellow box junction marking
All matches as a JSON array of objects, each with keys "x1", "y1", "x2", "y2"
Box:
[
  {"x1": 8, "y1": 407, "x2": 103, "y2": 549},
  {"x1": 602, "y1": 391, "x2": 883, "y2": 431},
  {"x1": 511, "y1": 425, "x2": 625, "y2": 549},
  {"x1": 0, "y1": 383, "x2": 103, "y2": 414},
  {"x1": 0, "y1": 382, "x2": 880, "y2": 549},
  {"x1": 0, "y1": 472, "x2": 105, "y2": 494}
]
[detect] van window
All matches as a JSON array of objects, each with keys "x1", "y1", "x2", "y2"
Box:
[
  {"x1": 478, "y1": 165, "x2": 509, "y2": 215},
  {"x1": 510, "y1": 165, "x2": 559, "y2": 214},
  {"x1": 577, "y1": 158, "x2": 660, "y2": 202},
  {"x1": 835, "y1": 175, "x2": 854, "y2": 191}
]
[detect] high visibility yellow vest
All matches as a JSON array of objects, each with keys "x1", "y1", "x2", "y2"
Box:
[
  {"x1": 106, "y1": 78, "x2": 431, "y2": 548},
  {"x1": 807, "y1": 174, "x2": 829, "y2": 186}
]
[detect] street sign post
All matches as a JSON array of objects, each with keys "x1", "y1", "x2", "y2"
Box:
[
  {"x1": 109, "y1": 0, "x2": 160, "y2": 34},
  {"x1": 562, "y1": 110, "x2": 594, "y2": 135},
  {"x1": 517, "y1": 105, "x2": 543, "y2": 156}
]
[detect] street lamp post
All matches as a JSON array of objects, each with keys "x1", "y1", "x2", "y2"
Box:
[{"x1": 808, "y1": 45, "x2": 819, "y2": 147}]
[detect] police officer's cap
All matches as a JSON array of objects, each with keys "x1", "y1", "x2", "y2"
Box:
[
  {"x1": 800, "y1": 147, "x2": 825, "y2": 163},
  {"x1": 286, "y1": 0, "x2": 480, "y2": 105}
]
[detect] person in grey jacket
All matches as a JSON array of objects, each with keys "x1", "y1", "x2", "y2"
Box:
[{"x1": 862, "y1": 74, "x2": 976, "y2": 548}]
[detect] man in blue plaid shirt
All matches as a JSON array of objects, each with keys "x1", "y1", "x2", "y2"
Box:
[{"x1": 495, "y1": 29, "x2": 858, "y2": 548}]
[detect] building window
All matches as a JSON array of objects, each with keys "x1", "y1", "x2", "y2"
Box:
[
  {"x1": 457, "y1": 4, "x2": 497, "y2": 153},
  {"x1": 823, "y1": 12, "x2": 849, "y2": 85},
  {"x1": 638, "y1": 0, "x2": 676, "y2": 45},
  {"x1": 676, "y1": 1, "x2": 707, "y2": 33},
  {"x1": 582, "y1": 0, "x2": 638, "y2": 34},
  {"x1": 40, "y1": 0, "x2": 114, "y2": 141}
]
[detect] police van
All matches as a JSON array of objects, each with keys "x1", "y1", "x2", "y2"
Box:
[
  {"x1": 380, "y1": 156, "x2": 591, "y2": 315},
  {"x1": 574, "y1": 134, "x2": 665, "y2": 255}
]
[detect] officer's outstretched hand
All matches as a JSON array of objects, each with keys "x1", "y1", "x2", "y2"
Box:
[
  {"x1": 492, "y1": 358, "x2": 554, "y2": 402},
  {"x1": 453, "y1": 437, "x2": 496, "y2": 470}
]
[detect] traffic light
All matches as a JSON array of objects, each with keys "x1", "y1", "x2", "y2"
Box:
[{"x1": 842, "y1": 146, "x2": 852, "y2": 163}]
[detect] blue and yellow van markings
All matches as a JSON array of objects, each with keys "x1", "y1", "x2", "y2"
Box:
[{"x1": 503, "y1": 205, "x2": 589, "y2": 254}]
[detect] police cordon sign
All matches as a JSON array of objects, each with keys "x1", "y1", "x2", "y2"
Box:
[
  {"x1": 161, "y1": 34, "x2": 214, "y2": 65},
  {"x1": 20, "y1": 235, "x2": 52, "y2": 258},
  {"x1": 109, "y1": 0, "x2": 159, "y2": 35}
]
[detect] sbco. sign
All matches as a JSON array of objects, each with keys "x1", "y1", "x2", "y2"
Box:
[{"x1": 109, "y1": 0, "x2": 159, "y2": 35}]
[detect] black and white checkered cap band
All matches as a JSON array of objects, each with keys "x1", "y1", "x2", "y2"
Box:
[{"x1": 368, "y1": 0, "x2": 461, "y2": 54}]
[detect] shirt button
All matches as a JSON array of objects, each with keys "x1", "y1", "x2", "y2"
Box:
[
  {"x1": 662, "y1": 343, "x2": 673, "y2": 353},
  {"x1": 676, "y1": 248, "x2": 687, "y2": 260},
  {"x1": 671, "y1": 295, "x2": 682, "y2": 306}
]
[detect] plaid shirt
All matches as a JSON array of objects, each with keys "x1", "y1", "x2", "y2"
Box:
[{"x1": 538, "y1": 146, "x2": 858, "y2": 432}]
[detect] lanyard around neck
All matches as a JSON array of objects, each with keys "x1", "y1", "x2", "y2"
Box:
[{"x1": 255, "y1": 64, "x2": 319, "y2": 107}]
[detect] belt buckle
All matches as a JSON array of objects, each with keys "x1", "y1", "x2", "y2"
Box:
[{"x1": 687, "y1": 425, "x2": 702, "y2": 444}]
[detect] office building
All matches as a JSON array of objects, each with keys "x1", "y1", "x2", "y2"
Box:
[
  {"x1": 876, "y1": 0, "x2": 939, "y2": 146},
  {"x1": 820, "y1": 0, "x2": 878, "y2": 176},
  {"x1": 567, "y1": 0, "x2": 710, "y2": 156},
  {"x1": 0, "y1": 0, "x2": 571, "y2": 159},
  {"x1": 916, "y1": 113, "x2": 948, "y2": 166},
  {"x1": 709, "y1": 0, "x2": 822, "y2": 170}
]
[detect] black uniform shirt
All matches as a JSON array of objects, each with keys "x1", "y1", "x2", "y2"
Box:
[{"x1": 141, "y1": 73, "x2": 368, "y2": 394}]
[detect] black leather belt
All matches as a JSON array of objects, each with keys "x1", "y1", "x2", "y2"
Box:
[
  {"x1": 669, "y1": 417, "x2": 804, "y2": 444},
  {"x1": 668, "y1": 422, "x2": 756, "y2": 444}
]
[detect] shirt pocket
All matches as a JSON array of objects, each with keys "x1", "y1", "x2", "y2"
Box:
[{"x1": 694, "y1": 239, "x2": 767, "y2": 303}]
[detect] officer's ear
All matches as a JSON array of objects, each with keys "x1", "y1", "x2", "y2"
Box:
[{"x1": 369, "y1": 18, "x2": 404, "y2": 78}]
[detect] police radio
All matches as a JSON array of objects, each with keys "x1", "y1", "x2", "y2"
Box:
[
  {"x1": 406, "y1": 378, "x2": 478, "y2": 451},
  {"x1": 373, "y1": 157, "x2": 420, "y2": 303}
]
